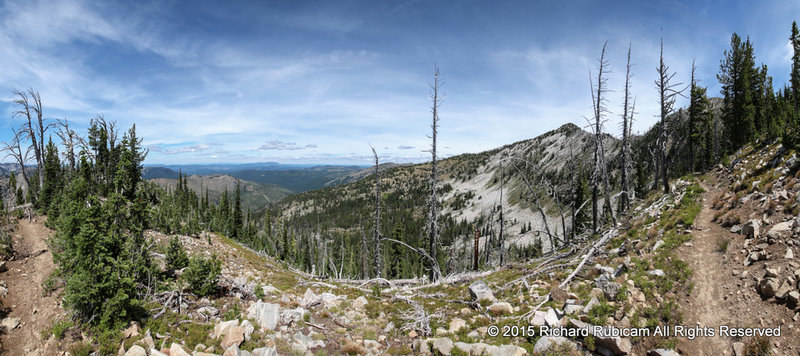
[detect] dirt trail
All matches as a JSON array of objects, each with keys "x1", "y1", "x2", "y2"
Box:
[
  {"x1": 677, "y1": 183, "x2": 734, "y2": 355},
  {"x1": 1, "y1": 218, "x2": 63, "y2": 355}
]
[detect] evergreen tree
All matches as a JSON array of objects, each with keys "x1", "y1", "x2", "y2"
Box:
[
  {"x1": 232, "y1": 180, "x2": 242, "y2": 239},
  {"x1": 39, "y1": 138, "x2": 61, "y2": 212},
  {"x1": 8, "y1": 172, "x2": 16, "y2": 205},
  {"x1": 689, "y1": 63, "x2": 713, "y2": 171},
  {"x1": 166, "y1": 235, "x2": 189, "y2": 270},
  {"x1": 718, "y1": 33, "x2": 758, "y2": 150},
  {"x1": 786, "y1": 22, "x2": 800, "y2": 148}
]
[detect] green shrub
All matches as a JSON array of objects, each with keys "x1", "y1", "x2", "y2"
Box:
[
  {"x1": 182, "y1": 254, "x2": 221, "y2": 296},
  {"x1": 166, "y1": 236, "x2": 189, "y2": 270},
  {"x1": 254, "y1": 283, "x2": 265, "y2": 299}
]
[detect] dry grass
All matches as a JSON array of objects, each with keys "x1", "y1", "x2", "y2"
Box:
[{"x1": 340, "y1": 341, "x2": 366, "y2": 355}]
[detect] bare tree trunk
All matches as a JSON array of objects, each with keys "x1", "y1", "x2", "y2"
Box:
[
  {"x1": 371, "y1": 146, "x2": 383, "y2": 278},
  {"x1": 589, "y1": 42, "x2": 617, "y2": 230},
  {"x1": 427, "y1": 66, "x2": 443, "y2": 282},
  {"x1": 57, "y1": 119, "x2": 78, "y2": 172},
  {"x1": 620, "y1": 44, "x2": 633, "y2": 215},
  {"x1": 360, "y1": 222, "x2": 369, "y2": 279},
  {"x1": 473, "y1": 226, "x2": 479, "y2": 271},
  {"x1": 498, "y1": 158, "x2": 505, "y2": 266},
  {"x1": 654, "y1": 39, "x2": 685, "y2": 194},
  {"x1": 2, "y1": 128, "x2": 30, "y2": 189}
]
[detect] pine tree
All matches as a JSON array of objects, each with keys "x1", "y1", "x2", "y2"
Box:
[
  {"x1": 786, "y1": 22, "x2": 800, "y2": 148},
  {"x1": 232, "y1": 180, "x2": 242, "y2": 239},
  {"x1": 8, "y1": 172, "x2": 16, "y2": 206},
  {"x1": 39, "y1": 137, "x2": 61, "y2": 212},
  {"x1": 689, "y1": 61, "x2": 713, "y2": 171},
  {"x1": 718, "y1": 33, "x2": 758, "y2": 150}
]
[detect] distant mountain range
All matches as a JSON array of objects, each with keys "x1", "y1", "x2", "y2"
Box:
[{"x1": 142, "y1": 163, "x2": 368, "y2": 193}]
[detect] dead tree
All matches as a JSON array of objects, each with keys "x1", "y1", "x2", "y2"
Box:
[
  {"x1": 589, "y1": 42, "x2": 617, "y2": 233},
  {"x1": 654, "y1": 39, "x2": 684, "y2": 194},
  {"x1": 498, "y1": 157, "x2": 506, "y2": 266},
  {"x1": 360, "y1": 221, "x2": 369, "y2": 279},
  {"x1": 370, "y1": 146, "x2": 383, "y2": 278},
  {"x1": 56, "y1": 119, "x2": 79, "y2": 173},
  {"x1": 13, "y1": 89, "x2": 52, "y2": 189},
  {"x1": 473, "y1": 226, "x2": 479, "y2": 271},
  {"x1": 426, "y1": 65, "x2": 443, "y2": 282},
  {"x1": 1, "y1": 128, "x2": 30, "y2": 189},
  {"x1": 619, "y1": 44, "x2": 633, "y2": 214}
]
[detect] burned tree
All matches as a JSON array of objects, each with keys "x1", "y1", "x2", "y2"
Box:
[
  {"x1": 371, "y1": 146, "x2": 383, "y2": 278},
  {"x1": 589, "y1": 42, "x2": 617, "y2": 233},
  {"x1": 426, "y1": 66, "x2": 443, "y2": 281},
  {"x1": 654, "y1": 39, "x2": 684, "y2": 194},
  {"x1": 13, "y1": 89, "x2": 53, "y2": 190},
  {"x1": 2, "y1": 128, "x2": 30, "y2": 189},
  {"x1": 619, "y1": 44, "x2": 634, "y2": 214}
]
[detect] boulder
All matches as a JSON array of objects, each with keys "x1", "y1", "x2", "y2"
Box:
[
  {"x1": 570, "y1": 319, "x2": 631, "y2": 355},
  {"x1": 648, "y1": 269, "x2": 665, "y2": 277},
  {"x1": 776, "y1": 280, "x2": 793, "y2": 299},
  {"x1": 652, "y1": 240, "x2": 665, "y2": 251},
  {"x1": 123, "y1": 322, "x2": 141, "y2": 339},
  {"x1": 431, "y1": 337, "x2": 454, "y2": 356},
  {"x1": 222, "y1": 345, "x2": 241, "y2": 356},
  {"x1": 169, "y1": 343, "x2": 191, "y2": 356},
  {"x1": 319, "y1": 292, "x2": 342, "y2": 308},
  {"x1": 124, "y1": 345, "x2": 147, "y2": 356},
  {"x1": 583, "y1": 297, "x2": 599, "y2": 314},
  {"x1": 564, "y1": 304, "x2": 584, "y2": 315},
  {"x1": 488, "y1": 302, "x2": 513, "y2": 316},
  {"x1": 0, "y1": 317, "x2": 20, "y2": 331},
  {"x1": 765, "y1": 267, "x2": 780, "y2": 278},
  {"x1": 149, "y1": 350, "x2": 167, "y2": 356},
  {"x1": 648, "y1": 349, "x2": 679, "y2": 356},
  {"x1": 742, "y1": 220, "x2": 760, "y2": 239},
  {"x1": 544, "y1": 308, "x2": 561, "y2": 326},
  {"x1": 214, "y1": 319, "x2": 239, "y2": 339},
  {"x1": 601, "y1": 282, "x2": 622, "y2": 300},
  {"x1": 533, "y1": 336, "x2": 575, "y2": 353},
  {"x1": 302, "y1": 288, "x2": 318, "y2": 306},
  {"x1": 241, "y1": 319, "x2": 255, "y2": 341},
  {"x1": 491, "y1": 345, "x2": 527, "y2": 356},
  {"x1": 786, "y1": 248, "x2": 794, "y2": 260},
  {"x1": 469, "y1": 280, "x2": 495, "y2": 302},
  {"x1": 733, "y1": 342, "x2": 745, "y2": 356},
  {"x1": 449, "y1": 318, "x2": 466, "y2": 334},
  {"x1": 759, "y1": 278, "x2": 779, "y2": 297},
  {"x1": 530, "y1": 310, "x2": 548, "y2": 326},
  {"x1": 221, "y1": 326, "x2": 245, "y2": 349},
  {"x1": 768, "y1": 221, "x2": 793, "y2": 240},
  {"x1": 353, "y1": 296, "x2": 368, "y2": 309},
  {"x1": 550, "y1": 287, "x2": 569, "y2": 303},
  {"x1": 280, "y1": 307, "x2": 307, "y2": 325},
  {"x1": 247, "y1": 301, "x2": 280, "y2": 330},
  {"x1": 788, "y1": 291, "x2": 800, "y2": 304},
  {"x1": 251, "y1": 347, "x2": 279, "y2": 356}
]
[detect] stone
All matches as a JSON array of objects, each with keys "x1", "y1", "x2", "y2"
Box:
[
  {"x1": 768, "y1": 221, "x2": 794, "y2": 240},
  {"x1": 319, "y1": 292, "x2": 342, "y2": 308},
  {"x1": 221, "y1": 326, "x2": 245, "y2": 349},
  {"x1": 648, "y1": 269, "x2": 665, "y2": 277},
  {"x1": 533, "y1": 336, "x2": 575, "y2": 353},
  {"x1": 247, "y1": 301, "x2": 280, "y2": 330},
  {"x1": 570, "y1": 319, "x2": 631, "y2": 355},
  {"x1": 251, "y1": 347, "x2": 278, "y2": 356},
  {"x1": 788, "y1": 290, "x2": 800, "y2": 304},
  {"x1": 583, "y1": 297, "x2": 599, "y2": 314},
  {"x1": 530, "y1": 310, "x2": 548, "y2": 326},
  {"x1": 594, "y1": 264, "x2": 615, "y2": 276},
  {"x1": 492, "y1": 345, "x2": 527, "y2": 356},
  {"x1": 776, "y1": 280, "x2": 793, "y2": 299},
  {"x1": 759, "y1": 278, "x2": 779, "y2": 297},
  {"x1": 293, "y1": 331, "x2": 325, "y2": 351},
  {"x1": 765, "y1": 267, "x2": 780, "y2": 278},
  {"x1": 214, "y1": 319, "x2": 239, "y2": 339},
  {"x1": 124, "y1": 345, "x2": 147, "y2": 356},
  {"x1": 652, "y1": 240, "x2": 665, "y2": 251},
  {"x1": 601, "y1": 282, "x2": 622, "y2": 300},
  {"x1": 169, "y1": 343, "x2": 191, "y2": 356},
  {"x1": 544, "y1": 308, "x2": 560, "y2": 326},
  {"x1": 564, "y1": 304, "x2": 584, "y2": 315},
  {"x1": 730, "y1": 225, "x2": 742, "y2": 234},
  {"x1": 123, "y1": 322, "x2": 141, "y2": 339},
  {"x1": 469, "y1": 280, "x2": 495, "y2": 302},
  {"x1": 280, "y1": 307, "x2": 307, "y2": 325},
  {"x1": 487, "y1": 302, "x2": 513, "y2": 316},
  {"x1": 222, "y1": 344, "x2": 241, "y2": 356},
  {"x1": 449, "y1": 317, "x2": 466, "y2": 333},
  {"x1": 0, "y1": 317, "x2": 20, "y2": 331},
  {"x1": 241, "y1": 319, "x2": 255, "y2": 341},
  {"x1": 742, "y1": 219, "x2": 760, "y2": 239},
  {"x1": 648, "y1": 349, "x2": 680, "y2": 356},
  {"x1": 431, "y1": 337, "x2": 454, "y2": 356},
  {"x1": 302, "y1": 288, "x2": 318, "y2": 306},
  {"x1": 786, "y1": 248, "x2": 794, "y2": 260},
  {"x1": 550, "y1": 286, "x2": 569, "y2": 303},
  {"x1": 353, "y1": 296, "x2": 368, "y2": 309},
  {"x1": 454, "y1": 342, "x2": 472, "y2": 354}
]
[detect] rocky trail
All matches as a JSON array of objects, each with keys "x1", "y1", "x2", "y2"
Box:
[{"x1": 0, "y1": 218, "x2": 64, "y2": 355}]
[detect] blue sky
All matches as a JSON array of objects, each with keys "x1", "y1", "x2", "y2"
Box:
[{"x1": 0, "y1": 0, "x2": 798, "y2": 165}]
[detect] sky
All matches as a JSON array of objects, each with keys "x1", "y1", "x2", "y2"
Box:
[{"x1": 0, "y1": 0, "x2": 798, "y2": 165}]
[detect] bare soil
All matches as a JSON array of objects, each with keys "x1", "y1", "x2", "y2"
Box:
[
  {"x1": 0, "y1": 217, "x2": 65, "y2": 355},
  {"x1": 677, "y1": 181, "x2": 800, "y2": 355}
]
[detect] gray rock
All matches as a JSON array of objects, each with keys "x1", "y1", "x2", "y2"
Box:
[
  {"x1": 530, "y1": 310, "x2": 548, "y2": 326},
  {"x1": 293, "y1": 331, "x2": 325, "y2": 351},
  {"x1": 786, "y1": 248, "x2": 794, "y2": 260},
  {"x1": 765, "y1": 267, "x2": 780, "y2": 278},
  {"x1": 169, "y1": 343, "x2": 191, "y2": 356},
  {"x1": 491, "y1": 345, "x2": 527, "y2": 356},
  {"x1": 353, "y1": 296, "x2": 368, "y2": 309},
  {"x1": 788, "y1": 290, "x2": 800, "y2": 304},
  {"x1": 251, "y1": 346, "x2": 278, "y2": 356},
  {"x1": 775, "y1": 280, "x2": 792, "y2": 299},
  {"x1": 544, "y1": 308, "x2": 561, "y2": 326},
  {"x1": 648, "y1": 349, "x2": 679, "y2": 356},
  {"x1": 564, "y1": 304, "x2": 584, "y2": 315},
  {"x1": 742, "y1": 219, "x2": 760, "y2": 239},
  {"x1": 469, "y1": 280, "x2": 495, "y2": 302},
  {"x1": 652, "y1": 240, "x2": 665, "y2": 251},
  {"x1": 602, "y1": 282, "x2": 622, "y2": 300},
  {"x1": 583, "y1": 296, "x2": 599, "y2": 314},
  {"x1": 768, "y1": 221, "x2": 793, "y2": 239},
  {"x1": 533, "y1": 336, "x2": 575, "y2": 353},
  {"x1": 214, "y1": 319, "x2": 239, "y2": 339},
  {"x1": 149, "y1": 350, "x2": 168, "y2": 356},
  {"x1": 759, "y1": 278, "x2": 779, "y2": 297},
  {"x1": 280, "y1": 307, "x2": 307, "y2": 326},
  {"x1": 730, "y1": 225, "x2": 742, "y2": 234},
  {"x1": 431, "y1": 337, "x2": 454, "y2": 356},
  {"x1": 454, "y1": 342, "x2": 472, "y2": 354},
  {"x1": 569, "y1": 319, "x2": 631, "y2": 355},
  {"x1": 124, "y1": 345, "x2": 147, "y2": 356},
  {"x1": 247, "y1": 301, "x2": 280, "y2": 330},
  {"x1": 648, "y1": 269, "x2": 665, "y2": 277},
  {"x1": 302, "y1": 288, "x2": 318, "y2": 306},
  {"x1": 0, "y1": 317, "x2": 20, "y2": 331},
  {"x1": 733, "y1": 342, "x2": 745, "y2": 356},
  {"x1": 487, "y1": 302, "x2": 513, "y2": 315}
]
